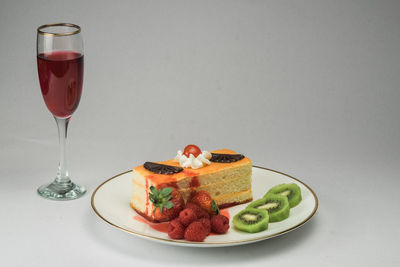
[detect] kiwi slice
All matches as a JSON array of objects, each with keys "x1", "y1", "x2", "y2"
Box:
[
  {"x1": 265, "y1": 183, "x2": 302, "y2": 208},
  {"x1": 233, "y1": 208, "x2": 269, "y2": 233},
  {"x1": 247, "y1": 195, "x2": 290, "y2": 222}
]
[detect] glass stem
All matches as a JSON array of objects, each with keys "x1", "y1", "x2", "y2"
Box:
[{"x1": 54, "y1": 116, "x2": 71, "y2": 185}]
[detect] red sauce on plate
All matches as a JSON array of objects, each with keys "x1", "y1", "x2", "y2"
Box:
[{"x1": 133, "y1": 215, "x2": 169, "y2": 233}]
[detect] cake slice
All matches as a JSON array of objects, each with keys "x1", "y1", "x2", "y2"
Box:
[{"x1": 130, "y1": 148, "x2": 252, "y2": 222}]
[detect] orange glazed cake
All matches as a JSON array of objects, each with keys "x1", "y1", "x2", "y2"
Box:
[{"x1": 130, "y1": 147, "x2": 253, "y2": 222}]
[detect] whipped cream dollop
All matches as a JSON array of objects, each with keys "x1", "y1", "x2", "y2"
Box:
[{"x1": 174, "y1": 150, "x2": 212, "y2": 169}]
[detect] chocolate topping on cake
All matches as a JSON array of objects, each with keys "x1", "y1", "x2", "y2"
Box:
[
  {"x1": 210, "y1": 153, "x2": 245, "y2": 163},
  {"x1": 144, "y1": 162, "x2": 183, "y2": 175}
]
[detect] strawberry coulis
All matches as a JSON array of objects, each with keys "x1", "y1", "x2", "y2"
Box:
[
  {"x1": 189, "y1": 176, "x2": 200, "y2": 188},
  {"x1": 145, "y1": 179, "x2": 149, "y2": 215},
  {"x1": 157, "y1": 181, "x2": 178, "y2": 189},
  {"x1": 189, "y1": 176, "x2": 200, "y2": 199},
  {"x1": 133, "y1": 215, "x2": 169, "y2": 233}
]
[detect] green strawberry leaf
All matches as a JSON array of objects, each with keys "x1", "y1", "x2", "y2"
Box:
[
  {"x1": 161, "y1": 187, "x2": 172, "y2": 197},
  {"x1": 149, "y1": 186, "x2": 177, "y2": 215},
  {"x1": 212, "y1": 200, "x2": 220, "y2": 215},
  {"x1": 149, "y1": 193, "x2": 155, "y2": 202},
  {"x1": 150, "y1": 186, "x2": 158, "y2": 196},
  {"x1": 165, "y1": 201, "x2": 174, "y2": 209}
]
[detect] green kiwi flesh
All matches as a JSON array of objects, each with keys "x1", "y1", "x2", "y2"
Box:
[
  {"x1": 265, "y1": 183, "x2": 302, "y2": 208},
  {"x1": 233, "y1": 208, "x2": 269, "y2": 233},
  {"x1": 246, "y1": 195, "x2": 290, "y2": 222}
]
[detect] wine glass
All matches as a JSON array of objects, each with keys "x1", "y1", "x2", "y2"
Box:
[{"x1": 36, "y1": 23, "x2": 86, "y2": 200}]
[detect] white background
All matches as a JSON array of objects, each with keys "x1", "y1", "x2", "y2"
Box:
[{"x1": 1, "y1": 0, "x2": 399, "y2": 266}]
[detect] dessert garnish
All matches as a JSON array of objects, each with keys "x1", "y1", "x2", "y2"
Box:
[
  {"x1": 265, "y1": 183, "x2": 302, "y2": 208},
  {"x1": 233, "y1": 183, "x2": 302, "y2": 233},
  {"x1": 179, "y1": 208, "x2": 198, "y2": 227},
  {"x1": 183, "y1": 144, "x2": 202, "y2": 158},
  {"x1": 185, "y1": 202, "x2": 210, "y2": 219},
  {"x1": 190, "y1": 191, "x2": 220, "y2": 215},
  {"x1": 233, "y1": 208, "x2": 269, "y2": 233},
  {"x1": 144, "y1": 162, "x2": 183, "y2": 174},
  {"x1": 246, "y1": 194, "x2": 290, "y2": 222},
  {"x1": 168, "y1": 219, "x2": 185, "y2": 239},
  {"x1": 210, "y1": 153, "x2": 245, "y2": 163},
  {"x1": 198, "y1": 217, "x2": 211, "y2": 235},
  {"x1": 184, "y1": 221, "x2": 208, "y2": 242},
  {"x1": 174, "y1": 144, "x2": 212, "y2": 169},
  {"x1": 211, "y1": 214, "x2": 230, "y2": 234},
  {"x1": 149, "y1": 186, "x2": 184, "y2": 222},
  {"x1": 167, "y1": 191, "x2": 230, "y2": 241}
]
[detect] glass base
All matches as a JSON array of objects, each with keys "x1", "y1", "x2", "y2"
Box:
[{"x1": 37, "y1": 180, "x2": 86, "y2": 200}]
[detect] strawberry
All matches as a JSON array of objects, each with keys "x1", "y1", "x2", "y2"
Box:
[
  {"x1": 190, "y1": 191, "x2": 220, "y2": 215},
  {"x1": 211, "y1": 214, "x2": 230, "y2": 234},
  {"x1": 183, "y1": 144, "x2": 202, "y2": 158},
  {"x1": 184, "y1": 221, "x2": 208, "y2": 242},
  {"x1": 149, "y1": 186, "x2": 184, "y2": 222}
]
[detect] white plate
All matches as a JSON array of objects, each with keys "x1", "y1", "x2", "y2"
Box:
[{"x1": 91, "y1": 166, "x2": 318, "y2": 247}]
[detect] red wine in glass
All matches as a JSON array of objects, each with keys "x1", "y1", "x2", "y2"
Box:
[
  {"x1": 36, "y1": 23, "x2": 86, "y2": 200},
  {"x1": 37, "y1": 51, "x2": 84, "y2": 118}
]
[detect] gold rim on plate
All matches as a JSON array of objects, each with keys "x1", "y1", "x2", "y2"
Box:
[
  {"x1": 91, "y1": 166, "x2": 319, "y2": 245},
  {"x1": 37, "y1": 23, "x2": 81, "y2": 36}
]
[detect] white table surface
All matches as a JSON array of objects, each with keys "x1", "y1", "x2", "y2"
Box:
[{"x1": 1, "y1": 1, "x2": 399, "y2": 266}]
